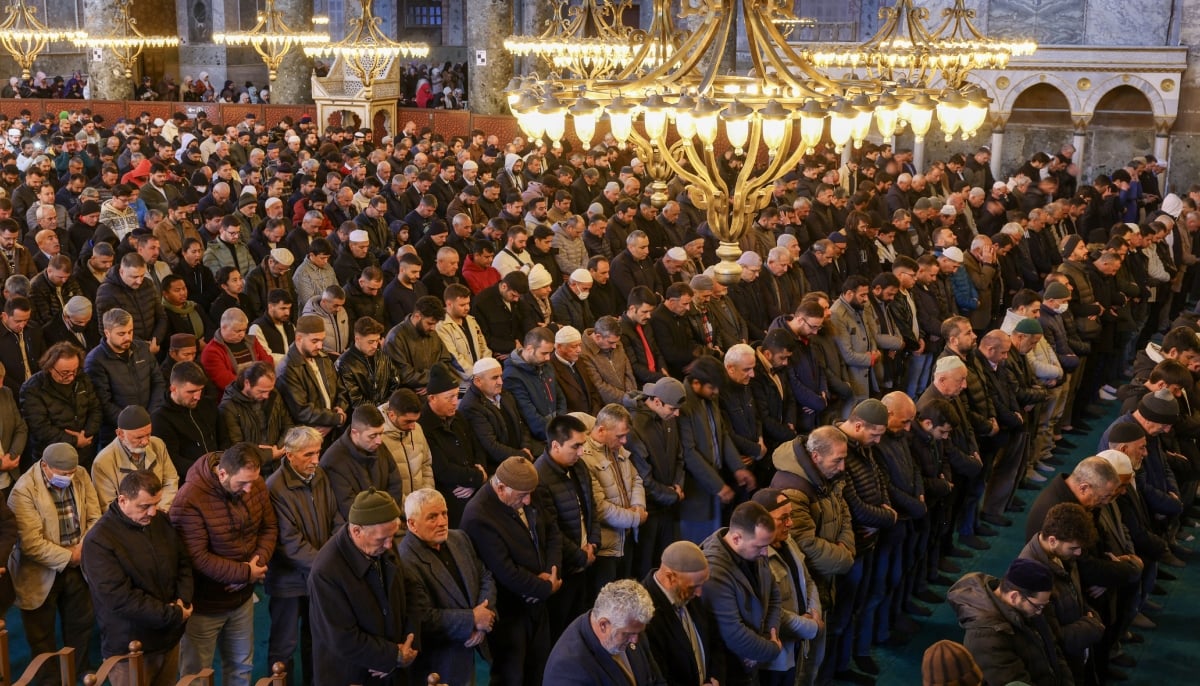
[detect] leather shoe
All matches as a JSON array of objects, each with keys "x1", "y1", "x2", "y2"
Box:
[
  {"x1": 976, "y1": 523, "x2": 998, "y2": 537},
  {"x1": 928, "y1": 574, "x2": 955, "y2": 587},
  {"x1": 906, "y1": 602, "x2": 934, "y2": 616},
  {"x1": 981, "y1": 513, "x2": 1012, "y2": 527},
  {"x1": 894, "y1": 615, "x2": 920, "y2": 634},
  {"x1": 946, "y1": 546, "x2": 973, "y2": 559},
  {"x1": 1055, "y1": 438, "x2": 1077, "y2": 449},
  {"x1": 1125, "y1": 631, "x2": 1145, "y2": 644},
  {"x1": 1143, "y1": 600, "x2": 1163, "y2": 612},
  {"x1": 915, "y1": 589, "x2": 944, "y2": 604},
  {"x1": 853, "y1": 656, "x2": 880, "y2": 676},
  {"x1": 939, "y1": 558, "x2": 962, "y2": 574},
  {"x1": 1018, "y1": 479, "x2": 1040, "y2": 491},
  {"x1": 1110, "y1": 653, "x2": 1138, "y2": 668},
  {"x1": 833, "y1": 669, "x2": 876, "y2": 686},
  {"x1": 1170, "y1": 541, "x2": 1193, "y2": 557},
  {"x1": 960, "y1": 535, "x2": 990, "y2": 550},
  {"x1": 1130, "y1": 613, "x2": 1156, "y2": 630},
  {"x1": 1160, "y1": 552, "x2": 1187, "y2": 568},
  {"x1": 1157, "y1": 569, "x2": 1177, "y2": 582},
  {"x1": 1010, "y1": 496, "x2": 1027, "y2": 508},
  {"x1": 1152, "y1": 583, "x2": 1168, "y2": 596}
]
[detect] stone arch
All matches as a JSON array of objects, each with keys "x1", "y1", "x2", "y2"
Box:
[
  {"x1": 993, "y1": 72, "x2": 1083, "y2": 116},
  {"x1": 1007, "y1": 82, "x2": 1074, "y2": 127},
  {"x1": 1082, "y1": 76, "x2": 1167, "y2": 120}
]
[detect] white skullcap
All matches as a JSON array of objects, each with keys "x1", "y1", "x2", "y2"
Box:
[
  {"x1": 528, "y1": 264, "x2": 552, "y2": 289},
  {"x1": 348, "y1": 229, "x2": 370, "y2": 243},
  {"x1": 1097, "y1": 449, "x2": 1134, "y2": 476},
  {"x1": 940, "y1": 246, "x2": 965, "y2": 263},
  {"x1": 270, "y1": 248, "x2": 295, "y2": 266},
  {"x1": 666, "y1": 247, "x2": 687, "y2": 261},
  {"x1": 777, "y1": 234, "x2": 798, "y2": 247},
  {"x1": 555, "y1": 326, "x2": 582, "y2": 345},
  {"x1": 264, "y1": 197, "x2": 282, "y2": 207},
  {"x1": 153, "y1": 118, "x2": 165, "y2": 127},
  {"x1": 472, "y1": 357, "x2": 502, "y2": 375},
  {"x1": 569, "y1": 268, "x2": 593, "y2": 284},
  {"x1": 934, "y1": 355, "x2": 966, "y2": 374},
  {"x1": 940, "y1": 204, "x2": 957, "y2": 216},
  {"x1": 737, "y1": 251, "x2": 762, "y2": 268},
  {"x1": 462, "y1": 160, "x2": 478, "y2": 171},
  {"x1": 631, "y1": 157, "x2": 643, "y2": 167}
]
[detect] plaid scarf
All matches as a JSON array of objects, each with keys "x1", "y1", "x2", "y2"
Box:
[{"x1": 45, "y1": 470, "x2": 81, "y2": 547}]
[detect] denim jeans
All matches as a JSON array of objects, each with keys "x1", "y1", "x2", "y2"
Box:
[{"x1": 180, "y1": 596, "x2": 255, "y2": 686}]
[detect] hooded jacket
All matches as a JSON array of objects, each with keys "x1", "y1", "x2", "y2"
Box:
[
  {"x1": 768, "y1": 438, "x2": 854, "y2": 592},
  {"x1": 947, "y1": 572, "x2": 1074, "y2": 686}
]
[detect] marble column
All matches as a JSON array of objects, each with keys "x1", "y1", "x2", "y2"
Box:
[
  {"x1": 84, "y1": 0, "x2": 133, "y2": 100},
  {"x1": 466, "y1": 0, "x2": 514, "y2": 115},
  {"x1": 1072, "y1": 129, "x2": 1086, "y2": 183},
  {"x1": 913, "y1": 138, "x2": 926, "y2": 175},
  {"x1": 270, "y1": 0, "x2": 313, "y2": 104},
  {"x1": 990, "y1": 130, "x2": 1005, "y2": 181}
]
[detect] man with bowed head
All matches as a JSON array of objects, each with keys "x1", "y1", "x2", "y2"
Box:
[
  {"x1": 641, "y1": 540, "x2": 722, "y2": 686},
  {"x1": 543, "y1": 579, "x2": 664, "y2": 686},
  {"x1": 948, "y1": 557, "x2": 1074, "y2": 686},
  {"x1": 308, "y1": 488, "x2": 420, "y2": 685},
  {"x1": 462, "y1": 456, "x2": 563, "y2": 686}
]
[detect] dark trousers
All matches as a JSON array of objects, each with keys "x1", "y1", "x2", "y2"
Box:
[
  {"x1": 826, "y1": 545, "x2": 872, "y2": 674},
  {"x1": 883, "y1": 519, "x2": 917, "y2": 638},
  {"x1": 22, "y1": 567, "x2": 93, "y2": 683},
  {"x1": 634, "y1": 510, "x2": 677, "y2": 580},
  {"x1": 489, "y1": 606, "x2": 551, "y2": 686},
  {"x1": 546, "y1": 570, "x2": 589, "y2": 638},
  {"x1": 982, "y1": 430, "x2": 1027, "y2": 517},
  {"x1": 861, "y1": 526, "x2": 901, "y2": 650},
  {"x1": 268, "y1": 595, "x2": 313, "y2": 686}
]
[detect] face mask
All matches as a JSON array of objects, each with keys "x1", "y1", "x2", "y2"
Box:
[
  {"x1": 1054, "y1": 303, "x2": 1069, "y2": 314},
  {"x1": 48, "y1": 474, "x2": 72, "y2": 489}
]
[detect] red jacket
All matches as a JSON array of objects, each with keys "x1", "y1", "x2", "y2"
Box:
[
  {"x1": 200, "y1": 333, "x2": 273, "y2": 392},
  {"x1": 169, "y1": 453, "x2": 278, "y2": 613},
  {"x1": 462, "y1": 259, "x2": 500, "y2": 295}
]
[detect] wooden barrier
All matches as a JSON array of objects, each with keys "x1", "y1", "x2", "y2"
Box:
[
  {"x1": 12, "y1": 646, "x2": 74, "y2": 686},
  {"x1": 173, "y1": 669, "x2": 214, "y2": 686},
  {"x1": 82, "y1": 641, "x2": 145, "y2": 686},
  {"x1": 251, "y1": 662, "x2": 287, "y2": 686}
]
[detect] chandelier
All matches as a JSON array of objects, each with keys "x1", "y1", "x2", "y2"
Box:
[
  {"x1": 214, "y1": 0, "x2": 328, "y2": 81},
  {"x1": 803, "y1": 0, "x2": 1035, "y2": 90},
  {"x1": 0, "y1": 0, "x2": 85, "y2": 79},
  {"x1": 304, "y1": 0, "x2": 429, "y2": 98},
  {"x1": 77, "y1": 0, "x2": 178, "y2": 79},
  {"x1": 504, "y1": 0, "x2": 1019, "y2": 283}
]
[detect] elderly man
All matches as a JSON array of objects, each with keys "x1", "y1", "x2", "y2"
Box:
[
  {"x1": 82, "y1": 471, "x2": 192, "y2": 686},
  {"x1": 91, "y1": 405, "x2": 179, "y2": 511},
  {"x1": 641, "y1": 541, "x2": 720, "y2": 686},
  {"x1": 544, "y1": 579, "x2": 661, "y2": 686},
  {"x1": 276, "y1": 314, "x2": 347, "y2": 434},
  {"x1": 579, "y1": 315, "x2": 636, "y2": 406},
  {"x1": 308, "y1": 489, "x2": 419, "y2": 685},
  {"x1": 9, "y1": 442, "x2": 100, "y2": 678},
  {"x1": 170, "y1": 443, "x2": 277, "y2": 686},
  {"x1": 419, "y1": 363, "x2": 487, "y2": 526},
  {"x1": 699, "y1": 501, "x2": 783, "y2": 686},
  {"x1": 200, "y1": 308, "x2": 273, "y2": 391},
  {"x1": 550, "y1": 267, "x2": 594, "y2": 332},
  {"x1": 462, "y1": 456, "x2": 563, "y2": 686},
  {"x1": 266, "y1": 426, "x2": 341, "y2": 686},
  {"x1": 399, "y1": 488, "x2": 497, "y2": 686}
]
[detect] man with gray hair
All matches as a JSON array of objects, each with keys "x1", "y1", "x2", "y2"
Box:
[
  {"x1": 544, "y1": 579, "x2": 658, "y2": 685},
  {"x1": 265, "y1": 425, "x2": 341, "y2": 685},
  {"x1": 399, "y1": 488, "x2": 497, "y2": 686}
]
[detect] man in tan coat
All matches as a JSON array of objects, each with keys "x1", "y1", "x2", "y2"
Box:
[
  {"x1": 9, "y1": 442, "x2": 101, "y2": 677},
  {"x1": 91, "y1": 405, "x2": 179, "y2": 510}
]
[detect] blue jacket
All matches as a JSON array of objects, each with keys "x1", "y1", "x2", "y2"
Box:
[
  {"x1": 503, "y1": 353, "x2": 566, "y2": 441},
  {"x1": 950, "y1": 266, "x2": 979, "y2": 313}
]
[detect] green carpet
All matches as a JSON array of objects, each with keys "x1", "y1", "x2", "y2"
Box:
[{"x1": 871, "y1": 400, "x2": 1199, "y2": 685}]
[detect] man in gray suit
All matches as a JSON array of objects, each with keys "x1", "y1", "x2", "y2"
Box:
[{"x1": 399, "y1": 488, "x2": 497, "y2": 685}]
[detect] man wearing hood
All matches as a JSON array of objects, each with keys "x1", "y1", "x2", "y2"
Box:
[{"x1": 947, "y1": 557, "x2": 1073, "y2": 686}]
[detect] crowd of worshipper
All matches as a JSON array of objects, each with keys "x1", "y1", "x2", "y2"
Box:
[{"x1": 0, "y1": 101, "x2": 1190, "y2": 686}]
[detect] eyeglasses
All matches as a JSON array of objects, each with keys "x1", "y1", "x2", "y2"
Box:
[{"x1": 1022, "y1": 595, "x2": 1049, "y2": 613}]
